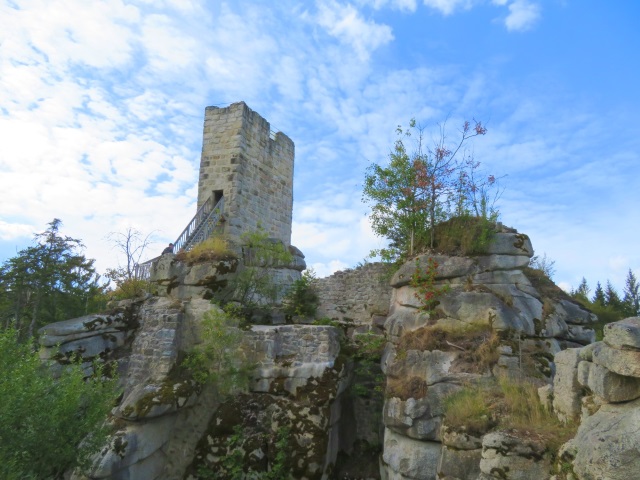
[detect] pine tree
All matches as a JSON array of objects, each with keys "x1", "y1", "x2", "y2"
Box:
[
  {"x1": 592, "y1": 282, "x2": 606, "y2": 306},
  {"x1": 571, "y1": 277, "x2": 590, "y2": 303},
  {"x1": 623, "y1": 269, "x2": 640, "y2": 316},
  {"x1": 605, "y1": 280, "x2": 623, "y2": 312}
]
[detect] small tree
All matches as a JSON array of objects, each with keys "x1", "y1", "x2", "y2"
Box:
[
  {"x1": 592, "y1": 282, "x2": 606, "y2": 306},
  {"x1": 363, "y1": 118, "x2": 497, "y2": 262},
  {"x1": 623, "y1": 269, "x2": 640, "y2": 317},
  {"x1": 105, "y1": 227, "x2": 155, "y2": 284},
  {"x1": 571, "y1": 277, "x2": 591, "y2": 304},
  {"x1": 231, "y1": 229, "x2": 293, "y2": 307}
]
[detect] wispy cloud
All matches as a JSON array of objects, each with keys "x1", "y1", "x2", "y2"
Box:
[{"x1": 503, "y1": 0, "x2": 541, "y2": 31}]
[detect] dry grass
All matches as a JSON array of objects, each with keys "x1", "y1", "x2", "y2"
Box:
[
  {"x1": 386, "y1": 376, "x2": 427, "y2": 400},
  {"x1": 176, "y1": 236, "x2": 236, "y2": 264},
  {"x1": 444, "y1": 376, "x2": 577, "y2": 451},
  {"x1": 397, "y1": 323, "x2": 500, "y2": 373}
]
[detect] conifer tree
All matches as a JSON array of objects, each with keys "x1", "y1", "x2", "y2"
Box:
[
  {"x1": 623, "y1": 269, "x2": 640, "y2": 316},
  {"x1": 592, "y1": 282, "x2": 606, "y2": 306},
  {"x1": 605, "y1": 280, "x2": 623, "y2": 311}
]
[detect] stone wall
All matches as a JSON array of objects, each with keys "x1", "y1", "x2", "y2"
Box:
[
  {"x1": 314, "y1": 262, "x2": 392, "y2": 329},
  {"x1": 197, "y1": 102, "x2": 295, "y2": 245}
]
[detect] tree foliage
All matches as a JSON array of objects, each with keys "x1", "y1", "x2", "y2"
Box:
[
  {"x1": 0, "y1": 219, "x2": 105, "y2": 340},
  {"x1": 0, "y1": 329, "x2": 118, "y2": 479},
  {"x1": 362, "y1": 118, "x2": 499, "y2": 262}
]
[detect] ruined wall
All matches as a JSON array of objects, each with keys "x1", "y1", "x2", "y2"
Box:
[
  {"x1": 197, "y1": 102, "x2": 294, "y2": 245},
  {"x1": 314, "y1": 262, "x2": 392, "y2": 329}
]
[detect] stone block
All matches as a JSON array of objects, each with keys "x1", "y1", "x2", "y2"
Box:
[
  {"x1": 592, "y1": 342, "x2": 640, "y2": 378},
  {"x1": 604, "y1": 317, "x2": 640, "y2": 349}
]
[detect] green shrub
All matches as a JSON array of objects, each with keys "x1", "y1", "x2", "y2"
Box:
[
  {"x1": 284, "y1": 269, "x2": 319, "y2": 319},
  {"x1": 182, "y1": 305, "x2": 253, "y2": 394},
  {"x1": 410, "y1": 257, "x2": 450, "y2": 313},
  {"x1": 0, "y1": 329, "x2": 119, "y2": 479},
  {"x1": 110, "y1": 277, "x2": 150, "y2": 300}
]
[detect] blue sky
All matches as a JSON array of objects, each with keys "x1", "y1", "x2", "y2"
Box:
[{"x1": 1, "y1": 0, "x2": 639, "y2": 295}]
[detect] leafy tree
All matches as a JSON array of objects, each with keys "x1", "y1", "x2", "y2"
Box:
[
  {"x1": 0, "y1": 219, "x2": 105, "y2": 340},
  {"x1": 362, "y1": 118, "x2": 496, "y2": 262},
  {"x1": 0, "y1": 328, "x2": 118, "y2": 479},
  {"x1": 623, "y1": 269, "x2": 640, "y2": 316}
]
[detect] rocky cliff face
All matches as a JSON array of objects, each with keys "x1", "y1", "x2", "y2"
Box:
[
  {"x1": 378, "y1": 231, "x2": 598, "y2": 480},
  {"x1": 38, "y1": 228, "x2": 637, "y2": 480}
]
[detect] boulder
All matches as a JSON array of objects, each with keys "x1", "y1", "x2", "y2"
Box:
[
  {"x1": 390, "y1": 255, "x2": 479, "y2": 288},
  {"x1": 384, "y1": 383, "x2": 462, "y2": 440},
  {"x1": 485, "y1": 233, "x2": 533, "y2": 257},
  {"x1": 577, "y1": 361, "x2": 640, "y2": 403},
  {"x1": 479, "y1": 430, "x2": 552, "y2": 480},
  {"x1": 563, "y1": 397, "x2": 640, "y2": 480},
  {"x1": 381, "y1": 428, "x2": 441, "y2": 480},
  {"x1": 604, "y1": 317, "x2": 640, "y2": 349},
  {"x1": 437, "y1": 445, "x2": 482, "y2": 480},
  {"x1": 592, "y1": 342, "x2": 640, "y2": 378},
  {"x1": 552, "y1": 348, "x2": 583, "y2": 422}
]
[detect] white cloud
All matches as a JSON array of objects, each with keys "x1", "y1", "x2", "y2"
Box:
[
  {"x1": 314, "y1": 0, "x2": 394, "y2": 61},
  {"x1": 422, "y1": 0, "x2": 475, "y2": 16},
  {"x1": 0, "y1": 221, "x2": 34, "y2": 241},
  {"x1": 355, "y1": 0, "x2": 418, "y2": 12},
  {"x1": 504, "y1": 0, "x2": 541, "y2": 31}
]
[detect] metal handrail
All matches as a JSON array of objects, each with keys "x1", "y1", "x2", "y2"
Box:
[{"x1": 133, "y1": 195, "x2": 225, "y2": 280}]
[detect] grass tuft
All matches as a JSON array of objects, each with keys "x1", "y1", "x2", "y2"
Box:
[
  {"x1": 176, "y1": 236, "x2": 236, "y2": 264},
  {"x1": 444, "y1": 376, "x2": 577, "y2": 452}
]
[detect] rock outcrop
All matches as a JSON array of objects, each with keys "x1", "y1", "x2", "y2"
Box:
[
  {"x1": 38, "y1": 227, "x2": 618, "y2": 480},
  {"x1": 380, "y1": 230, "x2": 597, "y2": 480},
  {"x1": 549, "y1": 317, "x2": 640, "y2": 480}
]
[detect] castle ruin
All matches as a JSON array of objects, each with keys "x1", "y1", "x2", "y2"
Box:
[{"x1": 197, "y1": 102, "x2": 295, "y2": 245}]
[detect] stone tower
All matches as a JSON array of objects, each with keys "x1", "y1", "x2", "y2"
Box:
[{"x1": 197, "y1": 102, "x2": 295, "y2": 245}]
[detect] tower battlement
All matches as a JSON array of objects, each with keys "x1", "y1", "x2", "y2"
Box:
[{"x1": 197, "y1": 102, "x2": 294, "y2": 245}]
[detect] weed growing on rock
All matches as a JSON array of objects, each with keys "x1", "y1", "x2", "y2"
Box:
[
  {"x1": 444, "y1": 376, "x2": 577, "y2": 452},
  {"x1": 182, "y1": 305, "x2": 253, "y2": 395},
  {"x1": 410, "y1": 257, "x2": 450, "y2": 313}
]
